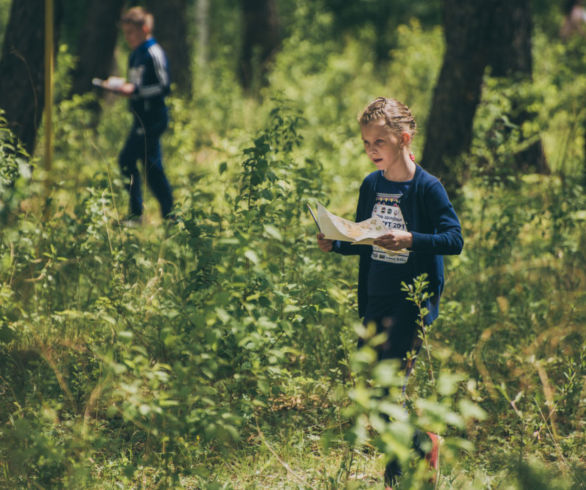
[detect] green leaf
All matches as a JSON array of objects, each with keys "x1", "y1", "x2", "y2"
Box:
[
  {"x1": 437, "y1": 372, "x2": 463, "y2": 396},
  {"x1": 244, "y1": 250, "x2": 259, "y2": 264},
  {"x1": 263, "y1": 224, "x2": 282, "y2": 240},
  {"x1": 458, "y1": 399, "x2": 487, "y2": 421}
]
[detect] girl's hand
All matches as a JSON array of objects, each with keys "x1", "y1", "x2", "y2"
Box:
[
  {"x1": 373, "y1": 230, "x2": 413, "y2": 251},
  {"x1": 317, "y1": 233, "x2": 333, "y2": 252}
]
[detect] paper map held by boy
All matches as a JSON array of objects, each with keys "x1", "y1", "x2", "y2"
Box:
[
  {"x1": 313, "y1": 202, "x2": 408, "y2": 253},
  {"x1": 92, "y1": 77, "x2": 126, "y2": 92}
]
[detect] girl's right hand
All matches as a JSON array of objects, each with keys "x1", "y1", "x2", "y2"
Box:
[{"x1": 317, "y1": 233, "x2": 333, "y2": 252}]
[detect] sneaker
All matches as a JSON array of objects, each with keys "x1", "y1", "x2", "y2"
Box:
[
  {"x1": 384, "y1": 432, "x2": 440, "y2": 488},
  {"x1": 425, "y1": 432, "x2": 441, "y2": 486},
  {"x1": 383, "y1": 458, "x2": 401, "y2": 488},
  {"x1": 120, "y1": 214, "x2": 142, "y2": 227}
]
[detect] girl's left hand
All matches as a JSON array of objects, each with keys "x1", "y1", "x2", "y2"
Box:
[{"x1": 373, "y1": 230, "x2": 413, "y2": 250}]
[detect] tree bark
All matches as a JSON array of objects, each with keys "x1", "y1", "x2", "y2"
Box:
[
  {"x1": 145, "y1": 0, "x2": 192, "y2": 96},
  {"x1": 239, "y1": 0, "x2": 280, "y2": 91},
  {"x1": 196, "y1": 0, "x2": 210, "y2": 69},
  {"x1": 422, "y1": 0, "x2": 548, "y2": 192},
  {"x1": 421, "y1": 0, "x2": 492, "y2": 191},
  {"x1": 488, "y1": 0, "x2": 548, "y2": 174},
  {"x1": 0, "y1": 0, "x2": 61, "y2": 155},
  {"x1": 69, "y1": 0, "x2": 124, "y2": 97}
]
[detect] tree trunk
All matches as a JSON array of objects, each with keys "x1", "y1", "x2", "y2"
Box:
[
  {"x1": 421, "y1": 0, "x2": 492, "y2": 192},
  {"x1": 0, "y1": 0, "x2": 61, "y2": 155},
  {"x1": 239, "y1": 0, "x2": 280, "y2": 91},
  {"x1": 196, "y1": 0, "x2": 210, "y2": 69},
  {"x1": 422, "y1": 0, "x2": 548, "y2": 192},
  {"x1": 145, "y1": 0, "x2": 192, "y2": 96},
  {"x1": 487, "y1": 0, "x2": 548, "y2": 174},
  {"x1": 70, "y1": 0, "x2": 124, "y2": 97}
]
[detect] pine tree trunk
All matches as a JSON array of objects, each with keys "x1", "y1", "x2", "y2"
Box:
[
  {"x1": 239, "y1": 0, "x2": 280, "y2": 91},
  {"x1": 488, "y1": 0, "x2": 548, "y2": 174},
  {"x1": 0, "y1": 0, "x2": 61, "y2": 155},
  {"x1": 70, "y1": 0, "x2": 124, "y2": 97},
  {"x1": 422, "y1": 0, "x2": 548, "y2": 193},
  {"x1": 421, "y1": 0, "x2": 491, "y2": 192},
  {"x1": 196, "y1": 0, "x2": 210, "y2": 69}
]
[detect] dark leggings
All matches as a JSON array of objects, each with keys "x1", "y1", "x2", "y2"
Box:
[
  {"x1": 361, "y1": 295, "x2": 423, "y2": 371},
  {"x1": 362, "y1": 298, "x2": 430, "y2": 485}
]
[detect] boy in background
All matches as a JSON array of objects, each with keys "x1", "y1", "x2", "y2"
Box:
[{"x1": 111, "y1": 7, "x2": 173, "y2": 222}]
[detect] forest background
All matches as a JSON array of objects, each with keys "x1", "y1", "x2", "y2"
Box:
[{"x1": 0, "y1": 0, "x2": 585, "y2": 488}]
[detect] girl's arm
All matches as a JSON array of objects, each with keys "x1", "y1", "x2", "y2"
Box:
[{"x1": 409, "y1": 181, "x2": 463, "y2": 255}]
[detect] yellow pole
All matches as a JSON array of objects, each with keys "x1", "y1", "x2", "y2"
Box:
[{"x1": 44, "y1": 0, "x2": 54, "y2": 202}]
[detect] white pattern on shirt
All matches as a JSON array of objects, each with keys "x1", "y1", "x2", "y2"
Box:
[{"x1": 371, "y1": 192, "x2": 409, "y2": 264}]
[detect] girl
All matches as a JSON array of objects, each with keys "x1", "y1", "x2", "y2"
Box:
[{"x1": 317, "y1": 96, "x2": 463, "y2": 487}]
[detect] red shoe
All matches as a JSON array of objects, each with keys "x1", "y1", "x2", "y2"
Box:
[{"x1": 425, "y1": 432, "x2": 441, "y2": 486}]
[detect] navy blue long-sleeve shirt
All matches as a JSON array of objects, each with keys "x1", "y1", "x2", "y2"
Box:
[{"x1": 333, "y1": 165, "x2": 463, "y2": 323}]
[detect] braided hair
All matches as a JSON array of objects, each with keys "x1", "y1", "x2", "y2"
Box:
[{"x1": 359, "y1": 97, "x2": 417, "y2": 140}]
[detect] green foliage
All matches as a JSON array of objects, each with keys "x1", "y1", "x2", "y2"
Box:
[
  {"x1": 0, "y1": 4, "x2": 585, "y2": 487},
  {"x1": 322, "y1": 0, "x2": 441, "y2": 61},
  {"x1": 470, "y1": 30, "x2": 586, "y2": 181},
  {"x1": 0, "y1": 0, "x2": 11, "y2": 52},
  {"x1": 433, "y1": 173, "x2": 586, "y2": 486},
  {"x1": 0, "y1": 111, "x2": 31, "y2": 222},
  {"x1": 344, "y1": 275, "x2": 486, "y2": 488},
  {"x1": 0, "y1": 99, "x2": 349, "y2": 487}
]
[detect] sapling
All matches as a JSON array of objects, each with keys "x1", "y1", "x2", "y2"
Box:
[{"x1": 402, "y1": 274, "x2": 435, "y2": 389}]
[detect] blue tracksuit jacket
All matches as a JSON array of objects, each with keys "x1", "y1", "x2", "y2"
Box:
[{"x1": 127, "y1": 37, "x2": 170, "y2": 127}]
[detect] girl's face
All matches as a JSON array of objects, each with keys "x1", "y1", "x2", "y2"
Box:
[{"x1": 361, "y1": 119, "x2": 404, "y2": 172}]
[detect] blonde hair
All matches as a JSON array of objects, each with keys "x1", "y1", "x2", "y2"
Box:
[
  {"x1": 359, "y1": 97, "x2": 417, "y2": 139},
  {"x1": 121, "y1": 7, "x2": 154, "y2": 31}
]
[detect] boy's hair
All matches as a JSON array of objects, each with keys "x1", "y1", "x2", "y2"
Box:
[
  {"x1": 121, "y1": 7, "x2": 154, "y2": 31},
  {"x1": 359, "y1": 97, "x2": 417, "y2": 138}
]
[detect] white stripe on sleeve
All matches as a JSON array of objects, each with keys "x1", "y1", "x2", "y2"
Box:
[
  {"x1": 148, "y1": 44, "x2": 169, "y2": 88},
  {"x1": 139, "y1": 84, "x2": 164, "y2": 97}
]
